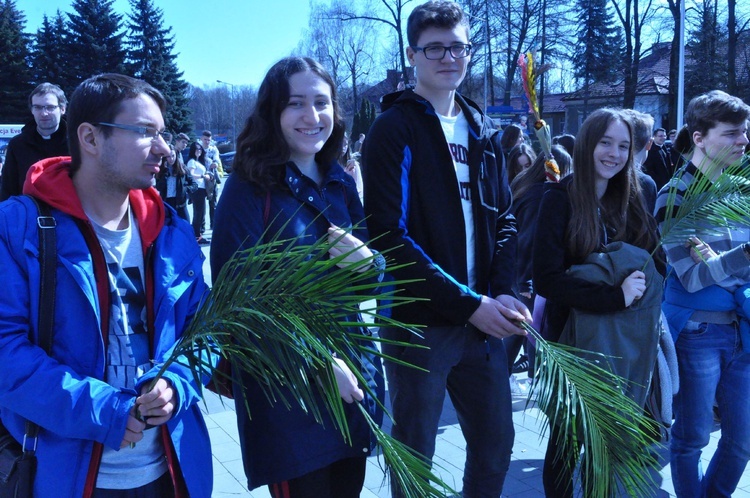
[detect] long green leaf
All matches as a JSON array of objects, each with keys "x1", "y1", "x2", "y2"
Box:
[
  {"x1": 522, "y1": 322, "x2": 661, "y2": 498},
  {"x1": 659, "y1": 155, "x2": 750, "y2": 246}
]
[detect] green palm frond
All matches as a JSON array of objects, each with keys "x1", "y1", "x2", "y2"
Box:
[
  {"x1": 145, "y1": 227, "x2": 456, "y2": 498},
  {"x1": 659, "y1": 156, "x2": 750, "y2": 245},
  {"x1": 522, "y1": 322, "x2": 660, "y2": 498}
]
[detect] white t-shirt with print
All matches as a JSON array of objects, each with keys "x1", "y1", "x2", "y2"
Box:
[
  {"x1": 90, "y1": 207, "x2": 167, "y2": 490},
  {"x1": 438, "y1": 109, "x2": 476, "y2": 290}
]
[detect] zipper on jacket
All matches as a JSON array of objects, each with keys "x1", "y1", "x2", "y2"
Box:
[{"x1": 144, "y1": 242, "x2": 157, "y2": 361}]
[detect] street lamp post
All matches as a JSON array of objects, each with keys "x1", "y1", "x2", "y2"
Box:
[{"x1": 216, "y1": 80, "x2": 236, "y2": 149}]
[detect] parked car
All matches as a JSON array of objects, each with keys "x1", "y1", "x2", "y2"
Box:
[{"x1": 220, "y1": 151, "x2": 235, "y2": 173}]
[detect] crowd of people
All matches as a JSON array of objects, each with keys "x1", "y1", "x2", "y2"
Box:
[{"x1": 1, "y1": 1, "x2": 750, "y2": 498}]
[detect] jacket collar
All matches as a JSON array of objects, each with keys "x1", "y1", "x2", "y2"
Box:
[
  {"x1": 382, "y1": 88, "x2": 490, "y2": 138},
  {"x1": 20, "y1": 118, "x2": 67, "y2": 140},
  {"x1": 283, "y1": 160, "x2": 352, "y2": 189},
  {"x1": 22, "y1": 156, "x2": 165, "y2": 248}
]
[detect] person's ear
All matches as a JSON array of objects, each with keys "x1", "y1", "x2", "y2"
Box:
[
  {"x1": 78, "y1": 123, "x2": 100, "y2": 156},
  {"x1": 693, "y1": 130, "x2": 704, "y2": 150},
  {"x1": 406, "y1": 46, "x2": 417, "y2": 66},
  {"x1": 59, "y1": 105, "x2": 66, "y2": 116}
]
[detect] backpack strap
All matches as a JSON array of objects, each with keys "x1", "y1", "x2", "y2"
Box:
[{"x1": 22, "y1": 196, "x2": 57, "y2": 454}]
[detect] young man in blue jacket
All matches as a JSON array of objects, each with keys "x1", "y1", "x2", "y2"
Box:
[
  {"x1": 362, "y1": 2, "x2": 530, "y2": 497},
  {"x1": 0, "y1": 74, "x2": 213, "y2": 497}
]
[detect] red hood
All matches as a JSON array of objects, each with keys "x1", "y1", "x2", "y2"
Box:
[{"x1": 23, "y1": 156, "x2": 165, "y2": 247}]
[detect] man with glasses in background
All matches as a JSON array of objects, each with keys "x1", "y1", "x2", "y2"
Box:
[
  {"x1": 1, "y1": 82, "x2": 69, "y2": 201},
  {"x1": 0, "y1": 73, "x2": 212, "y2": 497},
  {"x1": 362, "y1": 2, "x2": 529, "y2": 497}
]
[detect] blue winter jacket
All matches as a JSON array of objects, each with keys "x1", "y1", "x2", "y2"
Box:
[
  {"x1": 0, "y1": 157, "x2": 213, "y2": 497},
  {"x1": 210, "y1": 161, "x2": 385, "y2": 489}
]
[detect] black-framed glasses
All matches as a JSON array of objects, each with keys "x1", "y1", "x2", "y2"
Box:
[
  {"x1": 31, "y1": 105, "x2": 61, "y2": 113},
  {"x1": 94, "y1": 122, "x2": 172, "y2": 144},
  {"x1": 413, "y1": 44, "x2": 472, "y2": 60}
]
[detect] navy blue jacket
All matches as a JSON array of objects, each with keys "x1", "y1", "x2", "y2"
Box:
[
  {"x1": 210, "y1": 162, "x2": 384, "y2": 489},
  {"x1": 363, "y1": 89, "x2": 516, "y2": 327}
]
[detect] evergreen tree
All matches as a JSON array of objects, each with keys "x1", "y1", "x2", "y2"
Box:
[
  {"x1": 572, "y1": 0, "x2": 623, "y2": 86},
  {"x1": 0, "y1": 0, "x2": 33, "y2": 122},
  {"x1": 685, "y1": 0, "x2": 727, "y2": 101},
  {"x1": 66, "y1": 0, "x2": 127, "y2": 91},
  {"x1": 125, "y1": 0, "x2": 191, "y2": 133},
  {"x1": 31, "y1": 12, "x2": 70, "y2": 89}
]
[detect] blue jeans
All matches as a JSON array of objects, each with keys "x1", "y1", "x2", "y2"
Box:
[
  {"x1": 671, "y1": 321, "x2": 750, "y2": 498},
  {"x1": 382, "y1": 325, "x2": 514, "y2": 498}
]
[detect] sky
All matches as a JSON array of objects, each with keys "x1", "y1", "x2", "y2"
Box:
[{"x1": 21, "y1": 0, "x2": 313, "y2": 89}]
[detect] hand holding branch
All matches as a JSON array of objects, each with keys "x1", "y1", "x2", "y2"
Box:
[
  {"x1": 468, "y1": 294, "x2": 531, "y2": 339},
  {"x1": 327, "y1": 226, "x2": 374, "y2": 272}
]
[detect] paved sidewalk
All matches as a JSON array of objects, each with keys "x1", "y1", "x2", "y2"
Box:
[
  {"x1": 203, "y1": 384, "x2": 750, "y2": 498},
  {"x1": 196, "y1": 232, "x2": 750, "y2": 498}
]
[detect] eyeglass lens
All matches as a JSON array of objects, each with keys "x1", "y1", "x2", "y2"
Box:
[
  {"x1": 31, "y1": 105, "x2": 59, "y2": 112},
  {"x1": 423, "y1": 45, "x2": 471, "y2": 60}
]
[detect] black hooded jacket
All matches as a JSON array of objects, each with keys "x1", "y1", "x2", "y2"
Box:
[{"x1": 363, "y1": 89, "x2": 516, "y2": 326}]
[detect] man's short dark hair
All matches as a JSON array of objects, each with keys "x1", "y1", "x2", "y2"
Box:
[
  {"x1": 66, "y1": 73, "x2": 166, "y2": 173},
  {"x1": 176, "y1": 132, "x2": 190, "y2": 142},
  {"x1": 653, "y1": 127, "x2": 666, "y2": 136},
  {"x1": 407, "y1": 1, "x2": 469, "y2": 47},
  {"x1": 202, "y1": 130, "x2": 212, "y2": 138},
  {"x1": 29, "y1": 82, "x2": 67, "y2": 108}
]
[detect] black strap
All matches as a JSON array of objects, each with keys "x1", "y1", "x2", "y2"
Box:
[{"x1": 22, "y1": 197, "x2": 57, "y2": 455}]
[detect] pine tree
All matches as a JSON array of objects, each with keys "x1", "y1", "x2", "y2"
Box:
[
  {"x1": 685, "y1": 0, "x2": 727, "y2": 101},
  {"x1": 572, "y1": 0, "x2": 623, "y2": 86},
  {"x1": 0, "y1": 0, "x2": 33, "y2": 122},
  {"x1": 31, "y1": 12, "x2": 70, "y2": 89},
  {"x1": 124, "y1": 0, "x2": 191, "y2": 133},
  {"x1": 66, "y1": 0, "x2": 127, "y2": 89}
]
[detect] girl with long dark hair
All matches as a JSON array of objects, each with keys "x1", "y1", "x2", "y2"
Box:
[
  {"x1": 505, "y1": 145, "x2": 572, "y2": 386},
  {"x1": 186, "y1": 141, "x2": 210, "y2": 244},
  {"x1": 210, "y1": 57, "x2": 385, "y2": 498},
  {"x1": 500, "y1": 123, "x2": 525, "y2": 155},
  {"x1": 155, "y1": 144, "x2": 191, "y2": 222},
  {"x1": 506, "y1": 143, "x2": 537, "y2": 183},
  {"x1": 533, "y1": 108, "x2": 660, "y2": 497}
]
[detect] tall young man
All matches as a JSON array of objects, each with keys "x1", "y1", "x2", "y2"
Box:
[
  {"x1": 1, "y1": 82, "x2": 69, "y2": 201},
  {"x1": 362, "y1": 2, "x2": 529, "y2": 497},
  {"x1": 0, "y1": 74, "x2": 212, "y2": 497}
]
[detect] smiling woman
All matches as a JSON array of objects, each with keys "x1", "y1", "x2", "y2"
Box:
[
  {"x1": 279, "y1": 70, "x2": 334, "y2": 183},
  {"x1": 210, "y1": 57, "x2": 386, "y2": 498},
  {"x1": 532, "y1": 108, "x2": 662, "y2": 497}
]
